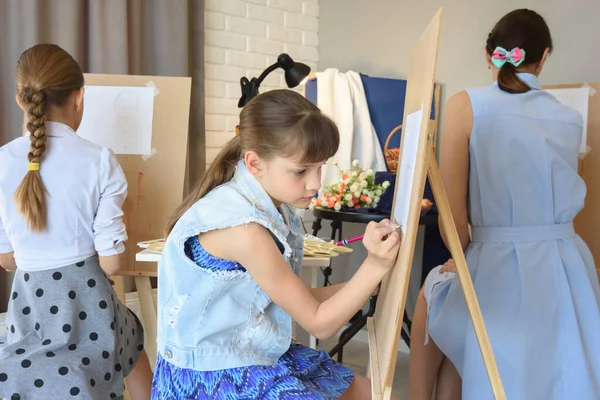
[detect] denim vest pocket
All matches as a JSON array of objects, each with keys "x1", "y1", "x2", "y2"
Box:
[{"x1": 230, "y1": 288, "x2": 273, "y2": 352}]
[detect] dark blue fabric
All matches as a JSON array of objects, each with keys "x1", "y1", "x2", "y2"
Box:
[
  {"x1": 373, "y1": 172, "x2": 436, "y2": 214},
  {"x1": 184, "y1": 236, "x2": 246, "y2": 272},
  {"x1": 305, "y1": 75, "x2": 437, "y2": 158}
]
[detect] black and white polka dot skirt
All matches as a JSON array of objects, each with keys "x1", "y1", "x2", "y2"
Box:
[{"x1": 0, "y1": 255, "x2": 145, "y2": 399}]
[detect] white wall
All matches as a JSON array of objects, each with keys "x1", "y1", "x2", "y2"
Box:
[
  {"x1": 319, "y1": 0, "x2": 600, "y2": 102},
  {"x1": 204, "y1": 0, "x2": 319, "y2": 167}
]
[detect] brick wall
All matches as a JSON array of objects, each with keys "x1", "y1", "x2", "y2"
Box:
[{"x1": 204, "y1": 0, "x2": 319, "y2": 166}]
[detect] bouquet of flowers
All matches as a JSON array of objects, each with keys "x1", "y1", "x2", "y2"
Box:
[{"x1": 309, "y1": 160, "x2": 391, "y2": 211}]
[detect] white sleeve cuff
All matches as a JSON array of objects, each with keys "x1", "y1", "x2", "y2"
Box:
[{"x1": 95, "y1": 237, "x2": 127, "y2": 257}]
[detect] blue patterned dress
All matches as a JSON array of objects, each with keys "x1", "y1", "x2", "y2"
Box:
[{"x1": 151, "y1": 237, "x2": 355, "y2": 399}]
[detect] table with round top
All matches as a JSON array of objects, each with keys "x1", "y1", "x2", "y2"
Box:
[{"x1": 311, "y1": 208, "x2": 438, "y2": 237}]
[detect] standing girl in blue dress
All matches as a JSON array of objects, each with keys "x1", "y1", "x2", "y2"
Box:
[
  {"x1": 152, "y1": 89, "x2": 402, "y2": 399},
  {"x1": 408, "y1": 9, "x2": 600, "y2": 400}
]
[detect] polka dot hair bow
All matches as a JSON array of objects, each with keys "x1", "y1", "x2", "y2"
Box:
[{"x1": 491, "y1": 46, "x2": 526, "y2": 68}]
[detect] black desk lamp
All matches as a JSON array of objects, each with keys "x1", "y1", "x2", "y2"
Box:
[{"x1": 237, "y1": 53, "x2": 311, "y2": 108}]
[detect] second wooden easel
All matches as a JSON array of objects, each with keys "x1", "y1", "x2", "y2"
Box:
[{"x1": 366, "y1": 8, "x2": 507, "y2": 400}]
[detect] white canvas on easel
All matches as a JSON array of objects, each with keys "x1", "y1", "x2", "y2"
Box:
[
  {"x1": 544, "y1": 87, "x2": 590, "y2": 153},
  {"x1": 77, "y1": 85, "x2": 155, "y2": 155},
  {"x1": 394, "y1": 109, "x2": 424, "y2": 231},
  {"x1": 81, "y1": 73, "x2": 192, "y2": 374}
]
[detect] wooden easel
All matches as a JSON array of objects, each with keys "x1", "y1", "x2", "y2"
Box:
[
  {"x1": 544, "y1": 83, "x2": 600, "y2": 269},
  {"x1": 366, "y1": 8, "x2": 506, "y2": 399},
  {"x1": 82, "y1": 74, "x2": 191, "y2": 374}
]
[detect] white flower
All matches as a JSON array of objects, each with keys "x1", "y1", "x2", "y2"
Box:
[
  {"x1": 352, "y1": 159, "x2": 360, "y2": 167},
  {"x1": 345, "y1": 194, "x2": 353, "y2": 201},
  {"x1": 354, "y1": 191, "x2": 361, "y2": 198},
  {"x1": 359, "y1": 172, "x2": 367, "y2": 180},
  {"x1": 374, "y1": 196, "x2": 380, "y2": 203},
  {"x1": 368, "y1": 191, "x2": 375, "y2": 198},
  {"x1": 375, "y1": 189, "x2": 382, "y2": 196},
  {"x1": 350, "y1": 183, "x2": 359, "y2": 192},
  {"x1": 382, "y1": 181, "x2": 390, "y2": 189},
  {"x1": 347, "y1": 200, "x2": 354, "y2": 207},
  {"x1": 334, "y1": 201, "x2": 342, "y2": 211},
  {"x1": 360, "y1": 180, "x2": 368, "y2": 188},
  {"x1": 367, "y1": 169, "x2": 374, "y2": 176},
  {"x1": 362, "y1": 189, "x2": 369, "y2": 194},
  {"x1": 366, "y1": 196, "x2": 373, "y2": 204},
  {"x1": 351, "y1": 171, "x2": 358, "y2": 178},
  {"x1": 308, "y1": 203, "x2": 315, "y2": 210}
]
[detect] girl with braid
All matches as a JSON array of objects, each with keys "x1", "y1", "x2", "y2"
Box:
[{"x1": 0, "y1": 44, "x2": 152, "y2": 399}]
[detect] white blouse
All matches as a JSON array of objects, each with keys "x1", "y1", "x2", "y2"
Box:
[{"x1": 0, "y1": 122, "x2": 128, "y2": 271}]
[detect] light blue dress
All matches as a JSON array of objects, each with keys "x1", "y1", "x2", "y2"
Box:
[{"x1": 425, "y1": 73, "x2": 600, "y2": 399}]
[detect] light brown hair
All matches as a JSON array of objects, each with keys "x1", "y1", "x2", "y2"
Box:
[
  {"x1": 14, "y1": 44, "x2": 84, "y2": 232},
  {"x1": 166, "y1": 89, "x2": 339, "y2": 235},
  {"x1": 486, "y1": 9, "x2": 553, "y2": 94}
]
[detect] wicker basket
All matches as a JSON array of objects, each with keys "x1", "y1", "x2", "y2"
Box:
[{"x1": 384, "y1": 124, "x2": 402, "y2": 174}]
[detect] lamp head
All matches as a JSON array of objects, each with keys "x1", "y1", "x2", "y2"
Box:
[
  {"x1": 238, "y1": 53, "x2": 311, "y2": 108},
  {"x1": 278, "y1": 53, "x2": 311, "y2": 87}
]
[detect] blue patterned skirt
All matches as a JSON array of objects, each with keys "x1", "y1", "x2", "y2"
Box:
[
  {"x1": 151, "y1": 236, "x2": 355, "y2": 399},
  {"x1": 151, "y1": 343, "x2": 354, "y2": 399}
]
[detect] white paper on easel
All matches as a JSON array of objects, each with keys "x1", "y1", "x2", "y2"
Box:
[
  {"x1": 77, "y1": 86, "x2": 155, "y2": 155},
  {"x1": 393, "y1": 109, "x2": 423, "y2": 233},
  {"x1": 544, "y1": 88, "x2": 589, "y2": 154}
]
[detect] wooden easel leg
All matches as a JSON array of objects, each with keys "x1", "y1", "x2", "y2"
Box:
[
  {"x1": 111, "y1": 275, "x2": 127, "y2": 304},
  {"x1": 427, "y1": 153, "x2": 506, "y2": 400},
  {"x1": 135, "y1": 276, "x2": 158, "y2": 369},
  {"x1": 367, "y1": 317, "x2": 383, "y2": 400}
]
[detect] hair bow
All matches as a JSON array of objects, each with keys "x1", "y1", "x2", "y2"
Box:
[{"x1": 491, "y1": 46, "x2": 526, "y2": 68}]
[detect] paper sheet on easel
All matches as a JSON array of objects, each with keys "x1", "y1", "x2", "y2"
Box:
[
  {"x1": 77, "y1": 86, "x2": 155, "y2": 155},
  {"x1": 544, "y1": 87, "x2": 589, "y2": 154},
  {"x1": 393, "y1": 109, "x2": 423, "y2": 232}
]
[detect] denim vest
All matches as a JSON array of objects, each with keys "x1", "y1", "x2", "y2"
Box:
[{"x1": 157, "y1": 160, "x2": 305, "y2": 371}]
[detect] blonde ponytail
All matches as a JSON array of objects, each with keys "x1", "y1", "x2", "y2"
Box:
[{"x1": 14, "y1": 44, "x2": 84, "y2": 232}]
